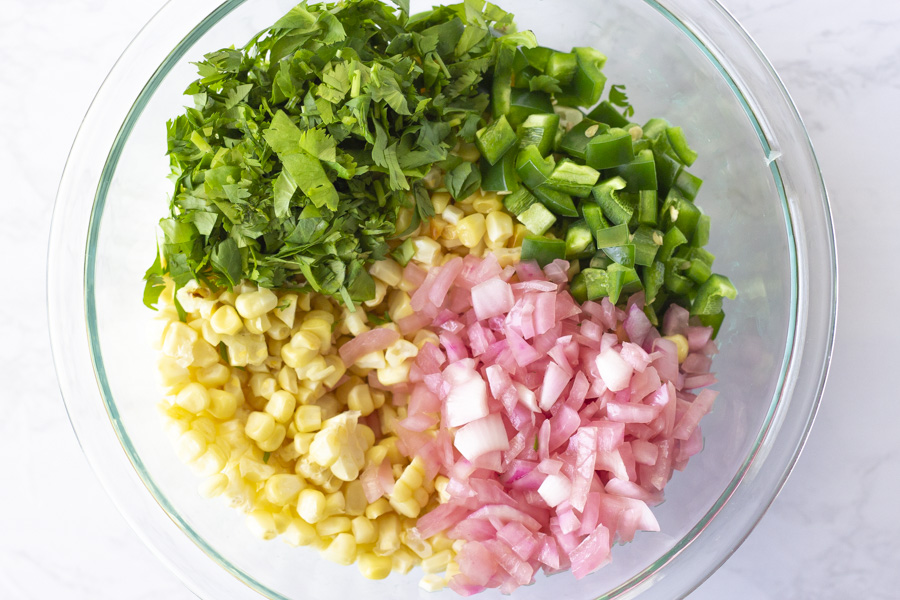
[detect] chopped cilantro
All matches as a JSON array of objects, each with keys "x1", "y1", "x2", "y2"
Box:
[{"x1": 145, "y1": 0, "x2": 518, "y2": 309}]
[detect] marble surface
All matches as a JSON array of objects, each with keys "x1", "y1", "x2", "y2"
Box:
[{"x1": 2, "y1": 0, "x2": 898, "y2": 598}]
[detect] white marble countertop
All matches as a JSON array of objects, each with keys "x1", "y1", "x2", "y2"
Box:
[{"x1": 2, "y1": 0, "x2": 898, "y2": 598}]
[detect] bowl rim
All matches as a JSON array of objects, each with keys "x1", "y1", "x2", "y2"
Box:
[{"x1": 48, "y1": 0, "x2": 837, "y2": 598}]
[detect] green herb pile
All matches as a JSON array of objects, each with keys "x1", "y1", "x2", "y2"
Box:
[{"x1": 144, "y1": 0, "x2": 531, "y2": 310}]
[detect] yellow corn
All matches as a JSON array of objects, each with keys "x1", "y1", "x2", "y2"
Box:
[
  {"x1": 196, "y1": 363, "x2": 230, "y2": 388},
  {"x1": 456, "y1": 213, "x2": 486, "y2": 248},
  {"x1": 441, "y1": 204, "x2": 465, "y2": 225},
  {"x1": 365, "y1": 498, "x2": 391, "y2": 520},
  {"x1": 235, "y1": 288, "x2": 278, "y2": 319},
  {"x1": 293, "y1": 432, "x2": 314, "y2": 455},
  {"x1": 364, "y1": 279, "x2": 388, "y2": 308},
  {"x1": 320, "y1": 356, "x2": 346, "y2": 389},
  {"x1": 244, "y1": 314, "x2": 271, "y2": 335},
  {"x1": 351, "y1": 516, "x2": 377, "y2": 545},
  {"x1": 663, "y1": 334, "x2": 690, "y2": 363},
  {"x1": 422, "y1": 549, "x2": 452, "y2": 574},
  {"x1": 412, "y1": 329, "x2": 440, "y2": 349},
  {"x1": 357, "y1": 552, "x2": 392, "y2": 580},
  {"x1": 341, "y1": 308, "x2": 369, "y2": 337},
  {"x1": 355, "y1": 350, "x2": 387, "y2": 370},
  {"x1": 346, "y1": 384, "x2": 375, "y2": 416},
  {"x1": 283, "y1": 518, "x2": 317, "y2": 547},
  {"x1": 322, "y1": 533, "x2": 357, "y2": 566},
  {"x1": 385, "y1": 340, "x2": 418, "y2": 368},
  {"x1": 511, "y1": 223, "x2": 528, "y2": 248},
  {"x1": 434, "y1": 476, "x2": 450, "y2": 503},
  {"x1": 377, "y1": 360, "x2": 412, "y2": 387},
  {"x1": 294, "y1": 405, "x2": 322, "y2": 433},
  {"x1": 430, "y1": 191, "x2": 452, "y2": 213},
  {"x1": 257, "y1": 424, "x2": 286, "y2": 452},
  {"x1": 239, "y1": 454, "x2": 276, "y2": 483},
  {"x1": 193, "y1": 444, "x2": 227, "y2": 476},
  {"x1": 391, "y1": 547, "x2": 418, "y2": 575},
  {"x1": 273, "y1": 293, "x2": 298, "y2": 328},
  {"x1": 374, "y1": 513, "x2": 401, "y2": 556},
  {"x1": 264, "y1": 474, "x2": 305, "y2": 505},
  {"x1": 176, "y1": 430, "x2": 207, "y2": 463},
  {"x1": 368, "y1": 258, "x2": 403, "y2": 288},
  {"x1": 245, "y1": 509, "x2": 278, "y2": 540},
  {"x1": 419, "y1": 574, "x2": 448, "y2": 592},
  {"x1": 297, "y1": 488, "x2": 327, "y2": 524},
  {"x1": 191, "y1": 339, "x2": 219, "y2": 368},
  {"x1": 316, "y1": 515, "x2": 353, "y2": 536},
  {"x1": 249, "y1": 373, "x2": 277, "y2": 400},
  {"x1": 266, "y1": 390, "x2": 296, "y2": 424},
  {"x1": 486, "y1": 210, "x2": 514, "y2": 247},
  {"x1": 277, "y1": 365, "x2": 298, "y2": 394},
  {"x1": 472, "y1": 193, "x2": 503, "y2": 214},
  {"x1": 388, "y1": 291, "x2": 414, "y2": 322},
  {"x1": 412, "y1": 236, "x2": 443, "y2": 266},
  {"x1": 245, "y1": 411, "x2": 276, "y2": 443},
  {"x1": 493, "y1": 247, "x2": 522, "y2": 268}
]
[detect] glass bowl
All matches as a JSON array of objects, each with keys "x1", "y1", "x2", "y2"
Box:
[{"x1": 48, "y1": 0, "x2": 836, "y2": 598}]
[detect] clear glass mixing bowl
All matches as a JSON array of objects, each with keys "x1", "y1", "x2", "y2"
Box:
[{"x1": 48, "y1": 0, "x2": 837, "y2": 598}]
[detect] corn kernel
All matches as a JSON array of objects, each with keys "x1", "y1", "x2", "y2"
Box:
[
  {"x1": 196, "y1": 363, "x2": 230, "y2": 388},
  {"x1": 457, "y1": 213, "x2": 486, "y2": 248},
  {"x1": 221, "y1": 331, "x2": 268, "y2": 367},
  {"x1": 412, "y1": 329, "x2": 440, "y2": 350},
  {"x1": 257, "y1": 424, "x2": 286, "y2": 452},
  {"x1": 239, "y1": 453, "x2": 276, "y2": 482},
  {"x1": 365, "y1": 498, "x2": 391, "y2": 520},
  {"x1": 395, "y1": 206, "x2": 414, "y2": 235},
  {"x1": 244, "y1": 313, "x2": 271, "y2": 335},
  {"x1": 473, "y1": 193, "x2": 503, "y2": 214},
  {"x1": 303, "y1": 317, "x2": 333, "y2": 353},
  {"x1": 368, "y1": 258, "x2": 403, "y2": 288},
  {"x1": 266, "y1": 390, "x2": 296, "y2": 424},
  {"x1": 351, "y1": 516, "x2": 377, "y2": 545},
  {"x1": 493, "y1": 247, "x2": 522, "y2": 268},
  {"x1": 265, "y1": 320, "x2": 289, "y2": 342},
  {"x1": 430, "y1": 191, "x2": 452, "y2": 213},
  {"x1": 162, "y1": 321, "x2": 199, "y2": 367},
  {"x1": 391, "y1": 547, "x2": 418, "y2": 575},
  {"x1": 273, "y1": 293, "x2": 298, "y2": 328},
  {"x1": 412, "y1": 236, "x2": 442, "y2": 266},
  {"x1": 388, "y1": 291, "x2": 414, "y2": 322},
  {"x1": 357, "y1": 552, "x2": 392, "y2": 580},
  {"x1": 193, "y1": 444, "x2": 227, "y2": 476},
  {"x1": 262, "y1": 474, "x2": 304, "y2": 506},
  {"x1": 322, "y1": 533, "x2": 357, "y2": 566},
  {"x1": 343, "y1": 480, "x2": 367, "y2": 516},
  {"x1": 277, "y1": 365, "x2": 298, "y2": 394},
  {"x1": 346, "y1": 385, "x2": 375, "y2": 416},
  {"x1": 385, "y1": 339, "x2": 417, "y2": 368},
  {"x1": 176, "y1": 430, "x2": 207, "y2": 462},
  {"x1": 316, "y1": 515, "x2": 353, "y2": 537},
  {"x1": 297, "y1": 488, "x2": 327, "y2": 524},
  {"x1": 511, "y1": 223, "x2": 528, "y2": 248},
  {"x1": 315, "y1": 393, "x2": 342, "y2": 420},
  {"x1": 434, "y1": 476, "x2": 450, "y2": 503},
  {"x1": 419, "y1": 574, "x2": 447, "y2": 592},
  {"x1": 486, "y1": 210, "x2": 514, "y2": 246},
  {"x1": 357, "y1": 424, "x2": 376, "y2": 449},
  {"x1": 175, "y1": 383, "x2": 210, "y2": 414},
  {"x1": 664, "y1": 334, "x2": 690, "y2": 363},
  {"x1": 210, "y1": 305, "x2": 243, "y2": 336},
  {"x1": 364, "y1": 279, "x2": 388, "y2": 308},
  {"x1": 441, "y1": 204, "x2": 464, "y2": 225},
  {"x1": 283, "y1": 518, "x2": 317, "y2": 547},
  {"x1": 244, "y1": 510, "x2": 278, "y2": 540},
  {"x1": 293, "y1": 432, "x2": 314, "y2": 455},
  {"x1": 294, "y1": 405, "x2": 322, "y2": 433},
  {"x1": 374, "y1": 513, "x2": 401, "y2": 556},
  {"x1": 421, "y1": 549, "x2": 452, "y2": 574},
  {"x1": 390, "y1": 496, "x2": 421, "y2": 519},
  {"x1": 377, "y1": 360, "x2": 412, "y2": 387},
  {"x1": 355, "y1": 350, "x2": 387, "y2": 370},
  {"x1": 249, "y1": 373, "x2": 277, "y2": 401},
  {"x1": 245, "y1": 411, "x2": 276, "y2": 442},
  {"x1": 235, "y1": 288, "x2": 278, "y2": 320},
  {"x1": 342, "y1": 308, "x2": 369, "y2": 337}
]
